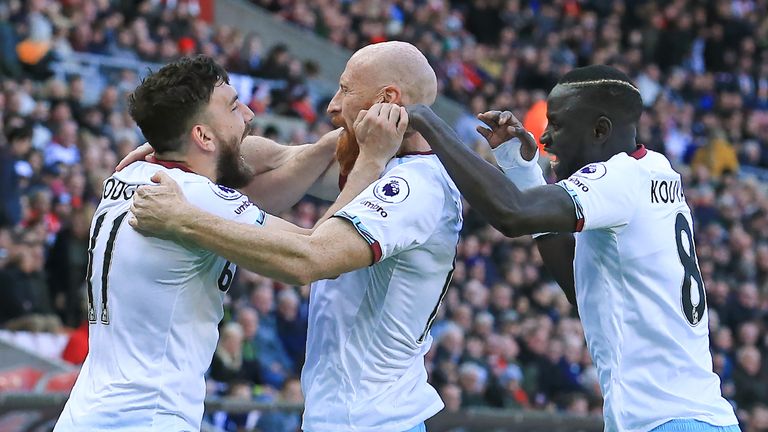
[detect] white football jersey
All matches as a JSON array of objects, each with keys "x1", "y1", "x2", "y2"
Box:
[
  {"x1": 54, "y1": 161, "x2": 265, "y2": 432},
  {"x1": 557, "y1": 146, "x2": 738, "y2": 432},
  {"x1": 301, "y1": 154, "x2": 462, "y2": 432}
]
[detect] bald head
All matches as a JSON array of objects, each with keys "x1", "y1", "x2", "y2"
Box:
[
  {"x1": 348, "y1": 41, "x2": 437, "y2": 105},
  {"x1": 329, "y1": 42, "x2": 438, "y2": 177}
]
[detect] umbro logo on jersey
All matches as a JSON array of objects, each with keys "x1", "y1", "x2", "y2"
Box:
[
  {"x1": 373, "y1": 176, "x2": 410, "y2": 204},
  {"x1": 210, "y1": 184, "x2": 243, "y2": 200},
  {"x1": 573, "y1": 163, "x2": 607, "y2": 180},
  {"x1": 566, "y1": 176, "x2": 589, "y2": 192},
  {"x1": 234, "y1": 200, "x2": 253, "y2": 215},
  {"x1": 360, "y1": 200, "x2": 388, "y2": 217}
]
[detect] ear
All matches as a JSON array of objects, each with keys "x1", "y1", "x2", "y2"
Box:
[
  {"x1": 381, "y1": 85, "x2": 403, "y2": 104},
  {"x1": 190, "y1": 124, "x2": 216, "y2": 153},
  {"x1": 594, "y1": 116, "x2": 612, "y2": 143}
]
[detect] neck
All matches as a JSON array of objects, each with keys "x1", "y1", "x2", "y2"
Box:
[
  {"x1": 154, "y1": 151, "x2": 216, "y2": 182},
  {"x1": 611, "y1": 140, "x2": 638, "y2": 155},
  {"x1": 606, "y1": 125, "x2": 638, "y2": 158},
  {"x1": 398, "y1": 132, "x2": 432, "y2": 155}
]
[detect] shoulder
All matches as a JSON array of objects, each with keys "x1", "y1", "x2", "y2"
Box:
[
  {"x1": 378, "y1": 155, "x2": 447, "y2": 201},
  {"x1": 386, "y1": 155, "x2": 445, "y2": 184},
  {"x1": 582, "y1": 150, "x2": 652, "y2": 182},
  {"x1": 184, "y1": 181, "x2": 248, "y2": 206},
  {"x1": 120, "y1": 161, "x2": 211, "y2": 185},
  {"x1": 562, "y1": 151, "x2": 647, "y2": 196},
  {"x1": 185, "y1": 181, "x2": 266, "y2": 223}
]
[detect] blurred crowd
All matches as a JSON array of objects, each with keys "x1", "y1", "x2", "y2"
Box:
[
  {"x1": 1, "y1": 0, "x2": 768, "y2": 431},
  {"x1": 257, "y1": 0, "x2": 768, "y2": 171},
  {"x1": 0, "y1": 0, "x2": 323, "y2": 123}
]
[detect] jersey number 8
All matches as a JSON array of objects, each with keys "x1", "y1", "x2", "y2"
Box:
[{"x1": 675, "y1": 212, "x2": 706, "y2": 326}]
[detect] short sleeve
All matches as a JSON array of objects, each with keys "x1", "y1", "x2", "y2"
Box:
[
  {"x1": 185, "y1": 182, "x2": 267, "y2": 226},
  {"x1": 556, "y1": 156, "x2": 642, "y2": 232},
  {"x1": 334, "y1": 162, "x2": 444, "y2": 263}
]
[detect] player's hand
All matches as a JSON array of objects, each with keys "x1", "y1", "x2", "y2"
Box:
[
  {"x1": 477, "y1": 110, "x2": 537, "y2": 161},
  {"x1": 353, "y1": 103, "x2": 409, "y2": 167},
  {"x1": 129, "y1": 171, "x2": 189, "y2": 238},
  {"x1": 116, "y1": 142, "x2": 154, "y2": 171}
]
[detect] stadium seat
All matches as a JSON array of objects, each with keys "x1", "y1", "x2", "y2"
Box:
[
  {"x1": 0, "y1": 367, "x2": 45, "y2": 392},
  {"x1": 40, "y1": 370, "x2": 79, "y2": 393}
]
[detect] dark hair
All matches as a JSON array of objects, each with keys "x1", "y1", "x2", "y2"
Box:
[
  {"x1": 6, "y1": 124, "x2": 33, "y2": 143},
  {"x1": 557, "y1": 64, "x2": 643, "y2": 123},
  {"x1": 128, "y1": 55, "x2": 229, "y2": 154}
]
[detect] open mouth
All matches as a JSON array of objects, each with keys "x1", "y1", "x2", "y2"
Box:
[{"x1": 546, "y1": 150, "x2": 559, "y2": 170}]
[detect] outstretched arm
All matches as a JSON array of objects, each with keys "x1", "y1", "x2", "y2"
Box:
[
  {"x1": 129, "y1": 104, "x2": 408, "y2": 285},
  {"x1": 116, "y1": 129, "x2": 342, "y2": 214},
  {"x1": 476, "y1": 109, "x2": 576, "y2": 306},
  {"x1": 239, "y1": 129, "x2": 341, "y2": 213},
  {"x1": 406, "y1": 104, "x2": 576, "y2": 237}
]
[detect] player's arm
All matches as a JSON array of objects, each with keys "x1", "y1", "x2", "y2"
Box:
[
  {"x1": 477, "y1": 109, "x2": 577, "y2": 305},
  {"x1": 239, "y1": 128, "x2": 341, "y2": 212},
  {"x1": 406, "y1": 104, "x2": 577, "y2": 237},
  {"x1": 115, "y1": 129, "x2": 342, "y2": 214},
  {"x1": 129, "y1": 104, "x2": 408, "y2": 284},
  {"x1": 537, "y1": 233, "x2": 576, "y2": 306}
]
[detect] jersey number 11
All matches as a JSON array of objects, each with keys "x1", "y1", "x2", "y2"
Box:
[{"x1": 85, "y1": 211, "x2": 129, "y2": 325}]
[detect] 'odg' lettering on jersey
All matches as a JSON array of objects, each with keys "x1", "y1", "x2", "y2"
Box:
[
  {"x1": 102, "y1": 178, "x2": 137, "y2": 201},
  {"x1": 651, "y1": 179, "x2": 685, "y2": 204}
]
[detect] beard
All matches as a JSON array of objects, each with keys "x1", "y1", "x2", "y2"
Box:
[
  {"x1": 216, "y1": 134, "x2": 255, "y2": 189},
  {"x1": 331, "y1": 113, "x2": 359, "y2": 177},
  {"x1": 336, "y1": 127, "x2": 360, "y2": 177}
]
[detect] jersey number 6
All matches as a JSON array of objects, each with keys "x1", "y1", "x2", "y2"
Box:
[{"x1": 675, "y1": 212, "x2": 706, "y2": 326}]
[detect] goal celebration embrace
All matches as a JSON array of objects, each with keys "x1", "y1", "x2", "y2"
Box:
[{"x1": 0, "y1": 1, "x2": 766, "y2": 431}]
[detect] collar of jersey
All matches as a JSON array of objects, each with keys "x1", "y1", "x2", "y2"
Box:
[
  {"x1": 629, "y1": 144, "x2": 647, "y2": 159},
  {"x1": 396, "y1": 150, "x2": 435, "y2": 157},
  {"x1": 147, "y1": 156, "x2": 197, "y2": 174}
]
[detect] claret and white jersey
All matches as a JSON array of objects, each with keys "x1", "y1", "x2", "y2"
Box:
[
  {"x1": 54, "y1": 161, "x2": 265, "y2": 432},
  {"x1": 302, "y1": 153, "x2": 462, "y2": 432},
  {"x1": 557, "y1": 146, "x2": 738, "y2": 432}
]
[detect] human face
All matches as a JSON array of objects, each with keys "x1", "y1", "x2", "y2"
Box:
[
  {"x1": 206, "y1": 83, "x2": 256, "y2": 188},
  {"x1": 539, "y1": 85, "x2": 599, "y2": 181},
  {"x1": 326, "y1": 64, "x2": 381, "y2": 175}
]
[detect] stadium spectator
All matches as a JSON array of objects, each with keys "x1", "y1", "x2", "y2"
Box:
[
  {"x1": 255, "y1": 377, "x2": 303, "y2": 432},
  {"x1": 210, "y1": 322, "x2": 263, "y2": 386},
  {"x1": 274, "y1": 288, "x2": 307, "y2": 372},
  {"x1": 732, "y1": 346, "x2": 768, "y2": 411}
]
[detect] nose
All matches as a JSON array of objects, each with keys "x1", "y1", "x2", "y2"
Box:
[
  {"x1": 327, "y1": 88, "x2": 341, "y2": 116},
  {"x1": 539, "y1": 128, "x2": 552, "y2": 147},
  {"x1": 239, "y1": 101, "x2": 255, "y2": 123}
]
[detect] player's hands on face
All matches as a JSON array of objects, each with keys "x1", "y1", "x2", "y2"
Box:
[
  {"x1": 477, "y1": 110, "x2": 537, "y2": 161},
  {"x1": 129, "y1": 171, "x2": 190, "y2": 238},
  {"x1": 116, "y1": 142, "x2": 155, "y2": 171},
  {"x1": 353, "y1": 102, "x2": 409, "y2": 167}
]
